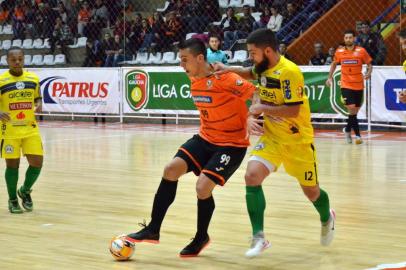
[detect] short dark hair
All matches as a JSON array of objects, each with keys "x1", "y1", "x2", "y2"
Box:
[
  {"x1": 7, "y1": 47, "x2": 24, "y2": 57},
  {"x1": 246, "y1": 28, "x2": 279, "y2": 51},
  {"x1": 178, "y1": 38, "x2": 207, "y2": 60},
  {"x1": 399, "y1": 29, "x2": 406, "y2": 39},
  {"x1": 208, "y1": 33, "x2": 221, "y2": 41},
  {"x1": 344, "y1": 29, "x2": 355, "y2": 36}
]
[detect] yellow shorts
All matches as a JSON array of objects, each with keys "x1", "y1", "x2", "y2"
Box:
[
  {"x1": 1, "y1": 134, "x2": 43, "y2": 159},
  {"x1": 250, "y1": 136, "x2": 318, "y2": 187}
]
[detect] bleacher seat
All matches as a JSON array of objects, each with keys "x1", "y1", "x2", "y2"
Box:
[
  {"x1": 54, "y1": 54, "x2": 66, "y2": 65},
  {"x1": 162, "y1": 52, "x2": 176, "y2": 64},
  {"x1": 252, "y1": 12, "x2": 261, "y2": 22},
  {"x1": 167, "y1": 52, "x2": 180, "y2": 64},
  {"x1": 32, "y1": 38, "x2": 43, "y2": 49},
  {"x1": 31, "y1": 55, "x2": 44, "y2": 66},
  {"x1": 213, "y1": 14, "x2": 226, "y2": 26},
  {"x1": 0, "y1": 55, "x2": 7, "y2": 66},
  {"x1": 0, "y1": 25, "x2": 3, "y2": 34},
  {"x1": 229, "y1": 0, "x2": 242, "y2": 7},
  {"x1": 2, "y1": 40, "x2": 11, "y2": 50},
  {"x1": 12, "y1": 39, "x2": 22, "y2": 48},
  {"x1": 43, "y1": 38, "x2": 51, "y2": 49},
  {"x1": 22, "y1": 39, "x2": 34, "y2": 49},
  {"x1": 69, "y1": 37, "x2": 87, "y2": 48},
  {"x1": 135, "y1": 52, "x2": 148, "y2": 64},
  {"x1": 147, "y1": 52, "x2": 163, "y2": 64},
  {"x1": 186, "y1": 33, "x2": 197, "y2": 40},
  {"x1": 243, "y1": 0, "x2": 255, "y2": 6},
  {"x1": 224, "y1": 50, "x2": 233, "y2": 61},
  {"x1": 24, "y1": 55, "x2": 32, "y2": 66},
  {"x1": 219, "y1": 0, "x2": 229, "y2": 8},
  {"x1": 228, "y1": 50, "x2": 247, "y2": 63},
  {"x1": 157, "y1": 1, "x2": 170, "y2": 12},
  {"x1": 2, "y1": 25, "x2": 12, "y2": 35},
  {"x1": 43, "y1": 55, "x2": 55, "y2": 65}
]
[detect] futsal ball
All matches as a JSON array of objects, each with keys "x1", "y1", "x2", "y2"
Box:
[{"x1": 109, "y1": 235, "x2": 135, "y2": 261}]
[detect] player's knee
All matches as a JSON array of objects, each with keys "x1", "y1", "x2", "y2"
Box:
[
  {"x1": 163, "y1": 161, "x2": 184, "y2": 180},
  {"x1": 245, "y1": 170, "x2": 263, "y2": 186},
  {"x1": 195, "y1": 181, "x2": 212, "y2": 199},
  {"x1": 303, "y1": 187, "x2": 320, "y2": 202}
]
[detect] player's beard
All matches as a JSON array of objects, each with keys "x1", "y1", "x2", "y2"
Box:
[
  {"x1": 254, "y1": 55, "x2": 270, "y2": 75},
  {"x1": 345, "y1": 41, "x2": 354, "y2": 47}
]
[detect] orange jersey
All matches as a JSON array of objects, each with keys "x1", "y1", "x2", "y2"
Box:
[
  {"x1": 190, "y1": 73, "x2": 256, "y2": 147},
  {"x1": 334, "y1": 46, "x2": 372, "y2": 90}
]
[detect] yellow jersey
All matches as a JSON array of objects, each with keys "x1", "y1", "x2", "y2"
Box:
[
  {"x1": 0, "y1": 70, "x2": 41, "y2": 139},
  {"x1": 403, "y1": 60, "x2": 406, "y2": 73},
  {"x1": 253, "y1": 56, "x2": 313, "y2": 144}
]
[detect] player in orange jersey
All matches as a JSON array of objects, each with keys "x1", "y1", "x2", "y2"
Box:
[
  {"x1": 326, "y1": 30, "x2": 372, "y2": 144},
  {"x1": 126, "y1": 38, "x2": 256, "y2": 257}
]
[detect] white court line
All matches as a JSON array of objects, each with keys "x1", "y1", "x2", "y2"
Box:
[
  {"x1": 400, "y1": 180, "x2": 406, "y2": 182},
  {"x1": 43, "y1": 134, "x2": 127, "y2": 143}
]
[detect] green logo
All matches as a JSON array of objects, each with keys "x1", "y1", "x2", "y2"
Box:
[
  {"x1": 126, "y1": 70, "x2": 149, "y2": 111},
  {"x1": 330, "y1": 70, "x2": 349, "y2": 116}
]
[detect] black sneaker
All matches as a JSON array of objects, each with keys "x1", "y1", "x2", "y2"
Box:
[
  {"x1": 127, "y1": 221, "x2": 160, "y2": 244},
  {"x1": 8, "y1": 199, "x2": 24, "y2": 214},
  {"x1": 179, "y1": 235, "x2": 210, "y2": 257},
  {"x1": 17, "y1": 187, "x2": 33, "y2": 211}
]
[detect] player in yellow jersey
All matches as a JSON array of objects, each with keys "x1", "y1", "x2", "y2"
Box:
[
  {"x1": 213, "y1": 29, "x2": 335, "y2": 257},
  {"x1": 398, "y1": 29, "x2": 406, "y2": 103},
  {"x1": 0, "y1": 47, "x2": 43, "y2": 213}
]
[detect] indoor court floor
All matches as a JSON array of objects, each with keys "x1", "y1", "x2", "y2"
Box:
[{"x1": 0, "y1": 121, "x2": 405, "y2": 270}]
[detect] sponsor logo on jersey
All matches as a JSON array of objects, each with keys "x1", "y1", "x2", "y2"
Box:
[
  {"x1": 9, "y1": 102, "x2": 32, "y2": 110},
  {"x1": 16, "y1": 111, "x2": 26, "y2": 120},
  {"x1": 8, "y1": 91, "x2": 33, "y2": 99},
  {"x1": 192, "y1": 96, "x2": 212, "y2": 103},
  {"x1": 342, "y1": 59, "x2": 358, "y2": 65}
]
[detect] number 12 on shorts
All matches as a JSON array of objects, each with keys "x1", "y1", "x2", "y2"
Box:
[{"x1": 304, "y1": 171, "x2": 313, "y2": 181}]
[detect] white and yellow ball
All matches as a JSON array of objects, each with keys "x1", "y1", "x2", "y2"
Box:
[{"x1": 109, "y1": 235, "x2": 135, "y2": 261}]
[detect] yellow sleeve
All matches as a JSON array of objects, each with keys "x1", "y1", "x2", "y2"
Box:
[{"x1": 280, "y1": 68, "x2": 305, "y2": 105}]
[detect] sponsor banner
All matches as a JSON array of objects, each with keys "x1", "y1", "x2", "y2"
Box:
[
  {"x1": 371, "y1": 67, "x2": 406, "y2": 122},
  {"x1": 33, "y1": 68, "x2": 120, "y2": 114},
  {"x1": 123, "y1": 66, "x2": 366, "y2": 119},
  {"x1": 123, "y1": 67, "x2": 197, "y2": 114}
]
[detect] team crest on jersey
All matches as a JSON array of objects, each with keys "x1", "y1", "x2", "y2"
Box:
[
  {"x1": 16, "y1": 82, "x2": 25, "y2": 90},
  {"x1": 254, "y1": 142, "x2": 265, "y2": 150},
  {"x1": 235, "y1": 79, "x2": 243, "y2": 86},
  {"x1": 206, "y1": 80, "x2": 213, "y2": 88},
  {"x1": 5, "y1": 145, "x2": 14, "y2": 154},
  {"x1": 260, "y1": 76, "x2": 267, "y2": 87}
]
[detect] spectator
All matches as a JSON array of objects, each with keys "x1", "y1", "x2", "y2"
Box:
[
  {"x1": 139, "y1": 18, "x2": 154, "y2": 52},
  {"x1": 49, "y1": 16, "x2": 73, "y2": 61},
  {"x1": 282, "y1": 1, "x2": 298, "y2": 27},
  {"x1": 104, "y1": 34, "x2": 125, "y2": 67},
  {"x1": 356, "y1": 21, "x2": 387, "y2": 65},
  {"x1": 206, "y1": 34, "x2": 228, "y2": 64},
  {"x1": 223, "y1": 5, "x2": 255, "y2": 50},
  {"x1": 87, "y1": 0, "x2": 109, "y2": 40},
  {"x1": 309, "y1": 42, "x2": 327, "y2": 65},
  {"x1": 267, "y1": 6, "x2": 283, "y2": 33},
  {"x1": 253, "y1": 6, "x2": 271, "y2": 30},
  {"x1": 150, "y1": 12, "x2": 166, "y2": 51},
  {"x1": 82, "y1": 38, "x2": 103, "y2": 67},
  {"x1": 220, "y1": 7, "x2": 238, "y2": 34},
  {"x1": 77, "y1": 1, "x2": 91, "y2": 37},
  {"x1": 124, "y1": 3, "x2": 136, "y2": 23},
  {"x1": 203, "y1": 0, "x2": 221, "y2": 23},
  {"x1": 0, "y1": 3, "x2": 11, "y2": 25},
  {"x1": 279, "y1": 42, "x2": 292, "y2": 60},
  {"x1": 56, "y1": 1, "x2": 68, "y2": 24},
  {"x1": 163, "y1": 11, "x2": 183, "y2": 49},
  {"x1": 12, "y1": 4, "x2": 25, "y2": 39},
  {"x1": 325, "y1": 47, "x2": 335, "y2": 65}
]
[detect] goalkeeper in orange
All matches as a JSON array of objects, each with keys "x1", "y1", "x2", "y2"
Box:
[{"x1": 0, "y1": 47, "x2": 43, "y2": 213}]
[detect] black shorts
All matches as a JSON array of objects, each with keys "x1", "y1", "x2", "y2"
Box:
[
  {"x1": 175, "y1": 135, "x2": 247, "y2": 186},
  {"x1": 341, "y1": 88, "x2": 364, "y2": 107}
]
